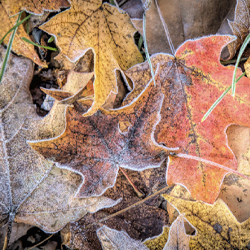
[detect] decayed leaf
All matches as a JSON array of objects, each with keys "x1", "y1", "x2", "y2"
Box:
[
  {"x1": 163, "y1": 194, "x2": 250, "y2": 249},
  {"x1": 0, "y1": 4, "x2": 47, "y2": 67},
  {"x1": 29, "y1": 78, "x2": 167, "y2": 198},
  {"x1": 132, "y1": 0, "x2": 235, "y2": 54},
  {"x1": 0, "y1": 47, "x2": 118, "y2": 243},
  {"x1": 125, "y1": 35, "x2": 250, "y2": 203},
  {"x1": 40, "y1": 0, "x2": 143, "y2": 115},
  {"x1": 97, "y1": 225, "x2": 149, "y2": 250},
  {"x1": 62, "y1": 166, "x2": 169, "y2": 249},
  {"x1": 226, "y1": 0, "x2": 250, "y2": 59},
  {"x1": 1, "y1": 0, "x2": 70, "y2": 15}
]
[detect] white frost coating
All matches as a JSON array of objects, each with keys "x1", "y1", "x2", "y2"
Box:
[{"x1": 97, "y1": 225, "x2": 149, "y2": 250}]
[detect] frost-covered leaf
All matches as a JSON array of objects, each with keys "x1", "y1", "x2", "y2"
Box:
[{"x1": 40, "y1": 0, "x2": 143, "y2": 115}]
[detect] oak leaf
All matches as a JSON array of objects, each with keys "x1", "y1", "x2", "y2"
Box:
[
  {"x1": 29, "y1": 79, "x2": 167, "y2": 197},
  {"x1": 0, "y1": 47, "x2": 118, "y2": 244},
  {"x1": 125, "y1": 35, "x2": 250, "y2": 203},
  {"x1": 40, "y1": 0, "x2": 143, "y2": 116},
  {"x1": 163, "y1": 194, "x2": 250, "y2": 249}
]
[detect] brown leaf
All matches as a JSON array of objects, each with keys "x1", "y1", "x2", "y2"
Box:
[
  {"x1": 62, "y1": 167, "x2": 168, "y2": 249},
  {"x1": 40, "y1": 0, "x2": 143, "y2": 115},
  {"x1": 29, "y1": 78, "x2": 167, "y2": 197},
  {"x1": 0, "y1": 47, "x2": 118, "y2": 244},
  {"x1": 226, "y1": 0, "x2": 250, "y2": 59},
  {"x1": 132, "y1": 0, "x2": 235, "y2": 54}
]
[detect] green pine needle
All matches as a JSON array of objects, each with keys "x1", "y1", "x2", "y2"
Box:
[
  {"x1": 0, "y1": 13, "x2": 31, "y2": 45},
  {"x1": 21, "y1": 37, "x2": 57, "y2": 51},
  {"x1": 0, "y1": 12, "x2": 23, "y2": 84},
  {"x1": 201, "y1": 72, "x2": 246, "y2": 122},
  {"x1": 232, "y1": 33, "x2": 250, "y2": 96}
]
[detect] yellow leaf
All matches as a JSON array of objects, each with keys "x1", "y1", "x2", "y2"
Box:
[
  {"x1": 40, "y1": 0, "x2": 143, "y2": 115},
  {"x1": 163, "y1": 194, "x2": 250, "y2": 249}
]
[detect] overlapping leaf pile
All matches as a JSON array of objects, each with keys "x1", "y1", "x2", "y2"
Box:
[{"x1": 2, "y1": 0, "x2": 250, "y2": 249}]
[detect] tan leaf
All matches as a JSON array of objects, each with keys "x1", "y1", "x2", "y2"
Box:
[
  {"x1": 1, "y1": 0, "x2": 70, "y2": 15},
  {"x1": 0, "y1": 47, "x2": 118, "y2": 244},
  {"x1": 97, "y1": 225, "x2": 149, "y2": 250},
  {"x1": 0, "y1": 5, "x2": 47, "y2": 67},
  {"x1": 40, "y1": 0, "x2": 143, "y2": 115},
  {"x1": 163, "y1": 194, "x2": 250, "y2": 249}
]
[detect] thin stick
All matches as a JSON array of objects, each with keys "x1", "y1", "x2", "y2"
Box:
[
  {"x1": 120, "y1": 168, "x2": 145, "y2": 197},
  {"x1": 84, "y1": 185, "x2": 173, "y2": 231},
  {"x1": 27, "y1": 234, "x2": 54, "y2": 250},
  {"x1": 175, "y1": 153, "x2": 250, "y2": 180}
]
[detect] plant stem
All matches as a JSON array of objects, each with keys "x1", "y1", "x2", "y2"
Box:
[
  {"x1": 120, "y1": 168, "x2": 145, "y2": 197},
  {"x1": 21, "y1": 37, "x2": 57, "y2": 51}
]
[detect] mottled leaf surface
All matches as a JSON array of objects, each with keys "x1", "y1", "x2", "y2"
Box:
[
  {"x1": 40, "y1": 0, "x2": 143, "y2": 115},
  {"x1": 163, "y1": 194, "x2": 250, "y2": 249},
  {"x1": 30, "y1": 80, "x2": 167, "y2": 197},
  {"x1": 126, "y1": 35, "x2": 250, "y2": 203},
  {"x1": 0, "y1": 47, "x2": 118, "y2": 242}
]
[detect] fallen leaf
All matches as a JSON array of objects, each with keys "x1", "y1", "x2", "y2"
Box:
[
  {"x1": 125, "y1": 35, "x2": 250, "y2": 203},
  {"x1": 97, "y1": 225, "x2": 149, "y2": 250},
  {"x1": 40, "y1": 0, "x2": 143, "y2": 115},
  {"x1": 62, "y1": 167, "x2": 169, "y2": 249},
  {"x1": 1, "y1": 0, "x2": 70, "y2": 15},
  {"x1": 29, "y1": 78, "x2": 167, "y2": 197},
  {"x1": 143, "y1": 226, "x2": 169, "y2": 250},
  {"x1": 225, "y1": 0, "x2": 250, "y2": 59},
  {"x1": 132, "y1": 0, "x2": 235, "y2": 54},
  {"x1": 218, "y1": 125, "x2": 250, "y2": 223},
  {"x1": 163, "y1": 194, "x2": 250, "y2": 249},
  {"x1": 0, "y1": 5, "x2": 47, "y2": 67},
  {"x1": 0, "y1": 46, "x2": 118, "y2": 244}
]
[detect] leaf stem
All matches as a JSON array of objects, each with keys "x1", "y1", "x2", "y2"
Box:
[
  {"x1": 21, "y1": 37, "x2": 57, "y2": 51},
  {"x1": 175, "y1": 153, "x2": 250, "y2": 181},
  {"x1": 120, "y1": 168, "x2": 145, "y2": 198},
  {"x1": 201, "y1": 72, "x2": 246, "y2": 122},
  {"x1": 220, "y1": 57, "x2": 248, "y2": 65},
  {"x1": 232, "y1": 33, "x2": 250, "y2": 96},
  {"x1": 0, "y1": 11, "x2": 23, "y2": 84}
]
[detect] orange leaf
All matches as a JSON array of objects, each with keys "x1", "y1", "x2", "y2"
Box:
[{"x1": 126, "y1": 35, "x2": 250, "y2": 203}]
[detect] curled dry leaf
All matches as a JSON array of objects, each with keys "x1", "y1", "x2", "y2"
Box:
[
  {"x1": 0, "y1": 47, "x2": 118, "y2": 244},
  {"x1": 126, "y1": 35, "x2": 250, "y2": 203},
  {"x1": 97, "y1": 225, "x2": 149, "y2": 250},
  {"x1": 29, "y1": 79, "x2": 167, "y2": 198},
  {"x1": 40, "y1": 0, "x2": 143, "y2": 116},
  {"x1": 226, "y1": 0, "x2": 250, "y2": 60},
  {"x1": 0, "y1": 4, "x2": 47, "y2": 67},
  {"x1": 163, "y1": 194, "x2": 250, "y2": 249},
  {"x1": 1, "y1": 0, "x2": 70, "y2": 15}
]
